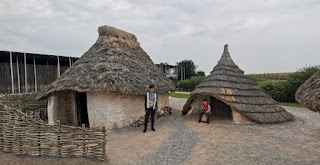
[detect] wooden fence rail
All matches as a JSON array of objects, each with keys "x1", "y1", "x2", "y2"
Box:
[{"x1": 0, "y1": 104, "x2": 106, "y2": 161}]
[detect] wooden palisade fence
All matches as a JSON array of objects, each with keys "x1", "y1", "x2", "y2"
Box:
[{"x1": 0, "y1": 104, "x2": 106, "y2": 161}]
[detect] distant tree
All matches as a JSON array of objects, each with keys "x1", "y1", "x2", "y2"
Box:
[
  {"x1": 177, "y1": 76, "x2": 205, "y2": 91},
  {"x1": 176, "y1": 60, "x2": 197, "y2": 80},
  {"x1": 197, "y1": 71, "x2": 206, "y2": 77},
  {"x1": 177, "y1": 60, "x2": 197, "y2": 80}
]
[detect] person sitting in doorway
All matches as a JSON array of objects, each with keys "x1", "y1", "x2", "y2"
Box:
[{"x1": 198, "y1": 99, "x2": 211, "y2": 124}]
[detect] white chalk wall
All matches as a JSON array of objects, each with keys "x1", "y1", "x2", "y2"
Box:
[
  {"x1": 86, "y1": 91, "x2": 169, "y2": 130},
  {"x1": 47, "y1": 91, "x2": 77, "y2": 126}
]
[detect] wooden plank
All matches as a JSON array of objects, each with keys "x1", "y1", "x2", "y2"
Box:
[
  {"x1": 57, "y1": 56, "x2": 60, "y2": 77},
  {"x1": 69, "y1": 57, "x2": 72, "y2": 67},
  {"x1": 24, "y1": 53, "x2": 28, "y2": 93},
  {"x1": 9, "y1": 52, "x2": 14, "y2": 94},
  {"x1": 16, "y1": 56, "x2": 20, "y2": 93},
  {"x1": 33, "y1": 57, "x2": 37, "y2": 92}
]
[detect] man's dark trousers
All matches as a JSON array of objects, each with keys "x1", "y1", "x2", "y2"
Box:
[{"x1": 144, "y1": 109, "x2": 155, "y2": 129}]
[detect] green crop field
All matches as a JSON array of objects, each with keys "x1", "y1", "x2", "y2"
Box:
[{"x1": 247, "y1": 72, "x2": 293, "y2": 82}]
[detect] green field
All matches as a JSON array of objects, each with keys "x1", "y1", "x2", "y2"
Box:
[
  {"x1": 278, "y1": 102, "x2": 304, "y2": 108},
  {"x1": 169, "y1": 92, "x2": 303, "y2": 108},
  {"x1": 169, "y1": 93, "x2": 190, "y2": 99},
  {"x1": 247, "y1": 72, "x2": 293, "y2": 81}
]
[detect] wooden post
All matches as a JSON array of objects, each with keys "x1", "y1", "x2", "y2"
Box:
[
  {"x1": 24, "y1": 53, "x2": 28, "y2": 93},
  {"x1": 37, "y1": 115, "x2": 41, "y2": 156},
  {"x1": 16, "y1": 56, "x2": 20, "y2": 93},
  {"x1": 68, "y1": 57, "x2": 72, "y2": 67},
  {"x1": 9, "y1": 52, "x2": 14, "y2": 94},
  {"x1": 82, "y1": 124, "x2": 86, "y2": 156},
  {"x1": 184, "y1": 66, "x2": 186, "y2": 80},
  {"x1": 102, "y1": 126, "x2": 106, "y2": 161},
  {"x1": 18, "y1": 117, "x2": 22, "y2": 155},
  {"x1": 57, "y1": 120, "x2": 61, "y2": 156},
  {"x1": 57, "y1": 56, "x2": 60, "y2": 77},
  {"x1": 33, "y1": 57, "x2": 37, "y2": 92}
]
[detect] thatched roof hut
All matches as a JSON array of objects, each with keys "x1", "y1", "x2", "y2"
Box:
[
  {"x1": 37, "y1": 26, "x2": 174, "y2": 99},
  {"x1": 295, "y1": 71, "x2": 320, "y2": 112},
  {"x1": 182, "y1": 45, "x2": 294, "y2": 123},
  {"x1": 37, "y1": 25, "x2": 174, "y2": 129}
]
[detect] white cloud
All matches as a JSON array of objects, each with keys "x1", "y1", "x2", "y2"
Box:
[{"x1": 0, "y1": 0, "x2": 319, "y2": 74}]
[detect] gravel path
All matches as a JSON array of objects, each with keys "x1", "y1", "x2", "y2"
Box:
[{"x1": 141, "y1": 116, "x2": 198, "y2": 165}]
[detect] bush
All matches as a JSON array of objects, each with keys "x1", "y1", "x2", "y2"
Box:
[
  {"x1": 177, "y1": 76, "x2": 205, "y2": 91},
  {"x1": 258, "y1": 65, "x2": 320, "y2": 102}
]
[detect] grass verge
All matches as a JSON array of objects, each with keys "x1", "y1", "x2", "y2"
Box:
[
  {"x1": 278, "y1": 102, "x2": 304, "y2": 108},
  {"x1": 169, "y1": 93, "x2": 190, "y2": 99}
]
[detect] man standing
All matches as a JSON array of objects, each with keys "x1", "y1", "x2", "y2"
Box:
[{"x1": 143, "y1": 84, "x2": 158, "y2": 133}]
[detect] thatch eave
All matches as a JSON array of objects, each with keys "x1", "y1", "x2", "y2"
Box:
[{"x1": 295, "y1": 71, "x2": 320, "y2": 112}]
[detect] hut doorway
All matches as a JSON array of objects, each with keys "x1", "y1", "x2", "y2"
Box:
[
  {"x1": 210, "y1": 96, "x2": 232, "y2": 119},
  {"x1": 76, "y1": 92, "x2": 89, "y2": 127}
]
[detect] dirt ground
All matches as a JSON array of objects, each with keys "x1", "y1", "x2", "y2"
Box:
[{"x1": 1, "y1": 97, "x2": 320, "y2": 165}]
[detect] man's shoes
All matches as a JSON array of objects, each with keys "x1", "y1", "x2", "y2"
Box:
[
  {"x1": 198, "y1": 120, "x2": 201, "y2": 123},
  {"x1": 151, "y1": 127, "x2": 155, "y2": 131},
  {"x1": 143, "y1": 129, "x2": 147, "y2": 133}
]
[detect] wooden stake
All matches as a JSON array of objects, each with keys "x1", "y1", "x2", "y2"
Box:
[
  {"x1": 24, "y1": 53, "x2": 28, "y2": 93},
  {"x1": 9, "y1": 52, "x2": 14, "y2": 94},
  {"x1": 33, "y1": 57, "x2": 37, "y2": 92},
  {"x1": 16, "y1": 56, "x2": 20, "y2": 93},
  {"x1": 57, "y1": 120, "x2": 61, "y2": 156},
  {"x1": 57, "y1": 56, "x2": 60, "y2": 77}
]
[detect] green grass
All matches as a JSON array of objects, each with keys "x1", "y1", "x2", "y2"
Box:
[
  {"x1": 278, "y1": 102, "x2": 304, "y2": 108},
  {"x1": 169, "y1": 93, "x2": 190, "y2": 99}
]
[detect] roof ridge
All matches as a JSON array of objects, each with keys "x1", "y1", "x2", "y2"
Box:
[{"x1": 98, "y1": 25, "x2": 137, "y2": 41}]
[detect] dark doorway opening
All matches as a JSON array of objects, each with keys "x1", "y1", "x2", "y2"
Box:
[
  {"x1": 77, "y1": 92, "x2": 89, "y2": 127},
  {"x1": 210, "y1": 96, "x2": 232, "y2": 118}
]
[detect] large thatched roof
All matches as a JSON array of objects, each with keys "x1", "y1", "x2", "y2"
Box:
[
  {"x1": 37, "y1": 25, "x2": 174, "y2": 99},
  {"x1": 182, "y1": 45, "x2": 294, "y2": 123},
  {"x1": 295, "y1": 71, "x2": 320, "y2": 112}
]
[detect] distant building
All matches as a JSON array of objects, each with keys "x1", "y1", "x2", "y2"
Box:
[
  {"x1": 156, "y1": 63, "x2": 178, "y2": 80},
  {"x1": 0, "y1": 50, "x2": 78, "y2": 94}
]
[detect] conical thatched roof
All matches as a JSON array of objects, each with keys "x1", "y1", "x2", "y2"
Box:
[
  {"x1": 182, "y1": 45, "x2": 294, "y2": 123},
  {"x1": 295, "y1": 71, "x2": 320, "y2": 112},
  {"x1": 37, "y1": 25, "x2": 174, "y2": 99}
]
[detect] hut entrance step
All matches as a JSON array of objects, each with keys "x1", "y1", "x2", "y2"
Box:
[{"x1": 76, "y1": 92, "x2": 89, "y2": 127}]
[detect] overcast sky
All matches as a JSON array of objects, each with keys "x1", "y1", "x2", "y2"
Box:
[{"x1": 0, "y1": 0, "x2": 319, "y2": 74}]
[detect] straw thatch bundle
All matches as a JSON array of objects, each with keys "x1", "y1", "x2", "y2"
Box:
[
  {"x1": 295, "y1": 71, "x2": 320, "y2": 112},
  {"x1": 182, "y1": 45, "x2": 294, "y2": 123},
  {"x1": 37, "y1": 25, "x2": 174, "y2": 99}
]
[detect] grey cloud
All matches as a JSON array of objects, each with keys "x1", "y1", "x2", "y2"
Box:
[{"x1": 0, "y1": 0, "x2": 319, "y2": 74}]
